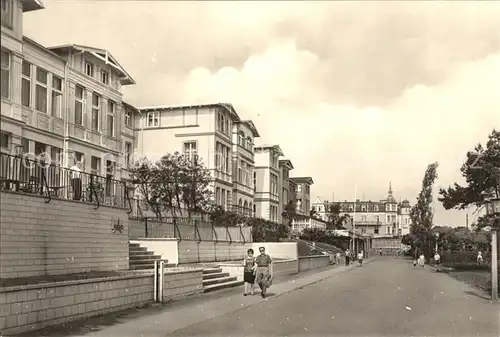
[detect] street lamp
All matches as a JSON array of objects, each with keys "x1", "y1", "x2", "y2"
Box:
[{"x1": 485, "y1": 198, "x2": 500, "y2": 302}]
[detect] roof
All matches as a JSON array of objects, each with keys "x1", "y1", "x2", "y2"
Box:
[
  {"x1": 47, "y1": 44, "x2": 135, "y2": 85},
  {"x1": 122, "y1": 101, "x2": 140, "y2": 112},
  {"x1": 289, "y1": 177, "x2": 314, "y2": 185},
  {"x1": 254, "y1": 144, "x2": 284, "y2": 156},
  {"x1": 138, "y1": 103, "x2": 241, "y2": 122},
  {"x1": 240, "y1": 120, "x2": 260, "y2": 137},
  {"x1": 22, "y1": 0, "x2": 44, "y2": 12},
  {"x1": 279, "y1": 158, "x2": 294, "y2": 170}
]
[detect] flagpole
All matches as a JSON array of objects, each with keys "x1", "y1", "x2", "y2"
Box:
[{"x1": 352, "y1": 184, "x2": 357, "y2": 252}]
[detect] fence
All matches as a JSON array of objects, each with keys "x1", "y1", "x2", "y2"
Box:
[
  {"x1": 0, "y1": 152, "x2": 130, "y2": 209},
  {"x1": 130, "y1": 217, "x2": 253, "y2": 243}
]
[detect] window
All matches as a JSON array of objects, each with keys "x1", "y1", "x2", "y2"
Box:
[
  {"x1": 74, "y1": 152, "x2": 84, "y2": 165},
  {"x1": 0, "y1": 132, "x2": 10, "y2": 149},
  {"x1": 35, "y1": 68, "x2": 48, "y2": 113},
  {"x1": 374, "y1": 227, "x2": 379, "y2": 234},
  {"x1": 386, "y1": 215, "x2": 390, "y2": 223},
  {"x1": 85, "y1": 62, "x2": 94, "y2": 77},
  {"x1": 374, "y1": 215, "x2": 379, "y2": 223},
  {"x1": 91, "y1": 93, "x2": 100, "y2": 131},
  {"x1": 74, "y1": 86, "x2": 84, "y2": 126},
  {"x1": 21, "y1": 61, "x2": 31, "y2": 107},
  {"x1": 238, "y1": 160, "x2": 243, "y2": 183},
  {"x1": 183, "y1": 141, "x2": 197, "y2": 162},
  {"x1": 101, "y1": 70, "x2": 109, "y2": 85},
  {"x1": 91, "y1": 156, "x2": 101, "y2": 175},
  {"x1": 215, "y1": 142, "x2": 230, "y2": 173},
  {"x1": 374, "y1": 205, "x2": 379, "y2": 212},
  {"x1": 1, "y1": 0, "x2": 13, "y2": 28},
  {"x1": 146, "y1": 111, "x2": 159, "y2": 127},
  {"x1": 107, "y1": 100, "x2": 115, "y2": 137},
  {"x1": 125, "y1": 109, "x2": 132, "y2": 127},
  {"x1": 215, "y1": 187, "x2": 221, "y2": 206},
  {"x1": 50, "y1": 147, "x2": 61, "y2": 166},
  {"x1": 51, "y1": 76, "x2": 63, "y2": 117},
  {"x1": 221, "y1": 189, "x2": 226, "y2": 210},
  {"x1": 1, "y1": 49, "x2": 11, "y2": 98},
  {"x1": 348, "y1": 205, "x2": 354, "y2": 211},
  {"x1": 361, "y1": 205, "x2": 366, "y2": 212},
  {"x1": 297, "y1": 185, "x2": 302, "y2": 192},
  {"x1": 361, "y1": 215, "x2": 366, "y2": 222},
  {"x1": 246, "y1": 165, "x2": 251, "y2": 186},
  {"x1": 253, "y1": 171, "x2": 256, "y2": 191},
  {"x1": 124, "y1": 142, "x2": 132, "y2": 168}
]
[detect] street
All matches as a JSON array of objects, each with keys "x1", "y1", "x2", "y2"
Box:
[
  {"x1": 170, "y1": 258, "x2": 499, "y2": 337},
  {"x1": 20, "y1": 258, "x2": 499, "y2": 337}
]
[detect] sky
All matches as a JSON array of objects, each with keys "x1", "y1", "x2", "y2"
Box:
[{"x1": 24, "y1": 1, "x2": 500, "y2": 227}]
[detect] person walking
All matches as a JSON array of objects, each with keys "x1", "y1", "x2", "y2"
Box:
[
  {"x1": 345, "y1": 249, "x2": 350, "y2": 266},
  {"x1": 434, "y1": 251, "x2": 441, "y2": 265},
  {"x1": 357, "y1": 250, "x2": 364, "y2": 266},
  {"x1": 336, "y1": 252, "x2": 341, "y2": 265},
  {"x1": 418, "y1": 253, "x2": 425, "y2": 268},
  {"x1": 243, "y1": 249, "x2": 256, "y2": 296},
  {"x1": 255, "y1": 247, "x2": 272, "y2": 298},
  {"x1": 477, "y1": 251, "x2": 483, "y2": 266}
]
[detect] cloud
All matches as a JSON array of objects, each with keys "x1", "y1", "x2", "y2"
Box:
[{"x1": 23, "y1": 1, "x2": 500, "y2": 226}]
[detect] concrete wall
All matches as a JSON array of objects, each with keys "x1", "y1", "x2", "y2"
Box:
[
  {"x1": 134, "y1": 239, "x2": 179, "y2": 265},
  {"x1": 272, "y1": 260, "x2": 299, "y2": 279},
  {"x1": 177, "y1": 241, "x2": 252, "y2": 264},
  {"x1": 0, "y1": 269, "x2": 204, "y2": 335},
  {"x1": 0, "y1": 191, "x2": 129, "y2": 278},
  {"x1": 299, "y1": 255, "x2": 330, "y2": 272},
  {"x1": 252, "y1": 242, "x2": 298, "y2": 260}
]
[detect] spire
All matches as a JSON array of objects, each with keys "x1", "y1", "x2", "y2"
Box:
[
  {"x1": 387, "y1": 181, "x2": 396, "y2": 203},
  {"x1": 388, "y1": 181, "x2": 393, "y2": 196}
]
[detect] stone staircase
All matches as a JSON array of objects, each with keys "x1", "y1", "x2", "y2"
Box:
[
  {"x1": 202, "y1": 265, "x2": 243, "y2": 293},
  {"x1": 129, "y1": 243, "x2": 162, "y2": 270}
]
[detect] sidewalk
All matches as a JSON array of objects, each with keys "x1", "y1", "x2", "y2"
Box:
[{"x1": 20, "y1": 258, "x2": 375, "y2": 337}]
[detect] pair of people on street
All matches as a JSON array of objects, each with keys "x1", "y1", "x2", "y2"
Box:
[{"x1": 243, "y1": 247, "x2": 272, "y2": 298}]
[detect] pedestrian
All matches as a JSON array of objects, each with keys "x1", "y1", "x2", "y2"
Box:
[
  {"x1": 243, "y1": 248, "x2": 256, "y2": 296},
  {"x1": 418, "y1": 253, "x2": 425, "y2": 268},
  {"x1": 345, "y1": 249, "x2": 350, "y2": 266},
  {"x1": 413, "y1": 258, "x2": 417, "y2": 268},
  {"x1": 477, "y1": 251, "x2": 483, "y2": 266},
  {"x1": 357, "y1": 250, "x2": 364, "y2": 266},
  {"x1": 336, "y1": 252, "x2": 341, "y2": 265},
  {"x1": 255, "y1": 247, "x2": 273, "y2": 298},
  {"x1": 434, "y1": 251, "x2": 441, "y2": 265},
  {"x1": 70, "y1": 161, "x2": 82, "y2": 200}
]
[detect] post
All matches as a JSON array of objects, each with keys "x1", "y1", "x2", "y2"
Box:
[
  {"x1": 159, "y1": 261, "x2": 165, "y2": 303},
  {"x1": 352, "y1": 185, "x2": 357, "y2": 253},
  {"x1": 153, "y1": 260, "x2": 158, "y2": 302},
  {"x1": 492, "y1": 229, "x2": 498, "y2": 301}
]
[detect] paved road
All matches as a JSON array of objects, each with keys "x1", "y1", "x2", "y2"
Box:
[{"x1": 170, "y1": 258, "x2": 499, "y2": 337}]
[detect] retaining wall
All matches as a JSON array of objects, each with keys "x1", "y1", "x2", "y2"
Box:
[
  {"x1": 299, "y1": 255, "x2": 331, "y2": 272},
  {"x1": 0, "y1": 191, "x2": 129, "y2": 279}
]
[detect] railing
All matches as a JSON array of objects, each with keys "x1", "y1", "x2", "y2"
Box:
[
  {"x1": 129, "y1": 216, "x2": 252, "y2": 242},
  {"x1": 0, "y1": 152, "x2": 129, "y2": 209}
]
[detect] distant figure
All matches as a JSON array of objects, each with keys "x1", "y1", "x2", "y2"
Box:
[
  {"x1": 336, "y1": 252, "x2": 341, "y2": 265},
  {"x1": 379, "y1": 249, "x2": 383, "y2": 256},
  {"x1": 243, "y1": 248, "x2": 256, "y2": 296},
  {"x1": 70, "y1": 161, "x2": 82, "y2": 201},
  {"x1": 418, "y1": 254, "x2": 425, "y2": 268},
  {"x1": 477, "y1": 251, "x2": 483, "y2": 265},
  {"x1": 345, "y1": 249, "x2": 350, "y2": 266},
  {"x1": 434, "y1": 251, "x2": 441, "y2": 265},
  {"x1": 413, "y1": 258, "x2": 417, "y2": 268},
  {"x1": 357, "y1": 250, "x2": 364, "y2": 266}
]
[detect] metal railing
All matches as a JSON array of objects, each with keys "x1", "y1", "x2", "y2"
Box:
[
  {"x1": 0, "y1": 152, "x2": 130, "y2": 209},
  {"x1": 129, "y1": 216, "x2": 252, "y2": 242}
]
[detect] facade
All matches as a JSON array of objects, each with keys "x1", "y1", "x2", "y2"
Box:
[
  {"x1": 232, "y1": 120, "x2": 259, "y2": 216},
  {"x1": 135, "y1": 103, "x2": 259, "y2": 212},
  {"x1": 289, "y1": 177, "x2": 314, "y2": 215},
  {"x1": 312, "y1": 184, "x2": 412, "y2": 238},
  {"x1": 254, "y1": 144, "x2": 284, "y2": 222},
  {"x1": 278, "y1": 158, "x2": 294, "y2": 218},
  {"x1": 1, "y1": 0, "x2": 135, "y2": 183}
]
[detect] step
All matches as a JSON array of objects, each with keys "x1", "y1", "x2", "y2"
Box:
[
  {"x1": 129, "y1": 254, "x2": 159, "y2": 260},
  {"x1": 129, "y1": 248, "x2": 149, "y2": 253},
  {"x1": 131, "y1": 259, "x2": 161, "y2": 265},
  {"x1": 202, "y1": 276, "x2": 237, "y2": 286},
  {"x1": 203, "y1": 280, "x2": 244, "y2": 293},
  {"x1": 202, "y1": 268, "x2": 223, "y2": 275},
  {"x1": 202, "y1": 272, "x2": 229, "y2": 280},
  {"x1": 129, "y1": 264, "x2": 155, "y2": 270},
  {"x1": 129, "y1": 243, "x2": 141, "y2": 248}
]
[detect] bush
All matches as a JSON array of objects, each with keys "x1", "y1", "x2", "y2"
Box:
[{"x1": 441, "y1": 251, "x2": 491, "y2": 264}]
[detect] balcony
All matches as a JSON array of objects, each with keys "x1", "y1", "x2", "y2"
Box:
[{"x1": 67, "y1": 124, "x2": 120, "y2": 152}]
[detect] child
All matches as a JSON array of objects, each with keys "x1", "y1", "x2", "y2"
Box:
[
  {"x1": 243, "y1": 248, "x2": 256, "y2": 296},
  {"x1": 418, "y1": 254, "x2": 425, "y2": 268}
]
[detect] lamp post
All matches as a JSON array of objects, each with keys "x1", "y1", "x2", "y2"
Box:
[{"x1": 485, "y1": 198, "x2": 499, "y2": 302}]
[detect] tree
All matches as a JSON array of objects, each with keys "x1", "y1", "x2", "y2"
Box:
[
  {"x1": 282, "y1": 200, "x2": 297, "y2": 228},
  {"x1": 408, "y1": 162, "x2": 439, "y2": 257},
  {"x1": 325, "y1": 203, "x2": 349, "y2": 230},
  {"x1": 129, "y1": 152, "x2": 213, "y2": 220},
  {"x1": 439, "y1": 129, "x2": 500, "y2": 230},
  {"x1": 309, "y1": 207, "x2": 318, "y2": 219},
  {"x1": 248, "y1": 217, "x2": 289, "y2": 242}
]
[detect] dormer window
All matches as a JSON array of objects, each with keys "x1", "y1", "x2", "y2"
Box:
[
  {"x1": 101, "y1": 70, "x2": 109, "y2": 85},
  {"x1": 85, "y1": 62, "x2": 94, "y2": 77}
]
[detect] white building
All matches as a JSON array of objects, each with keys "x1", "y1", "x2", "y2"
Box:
[
  {"x1": 291, "y1": 216, "x2": 327, "y2": 233},
  {"x1": 254, "y1": 144, "x2": 283, "y2": 222}
]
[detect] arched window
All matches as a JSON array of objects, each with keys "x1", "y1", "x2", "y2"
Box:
[
  {"x1": 238, "y1": 131, "x2": 245, "y2": 146},
  {"x1": 243, "y1": 200, "x2": 248, "y2": 215},
  {"x1": 246, "y1": 136, "x2": 252, "y2": 149}
]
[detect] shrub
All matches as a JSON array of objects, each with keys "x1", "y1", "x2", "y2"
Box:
[{"x1": 442, "y1": 262, "x2": 490, "y2": 271}]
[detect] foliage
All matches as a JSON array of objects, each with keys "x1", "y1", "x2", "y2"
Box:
[
  {"x1": 299, "y1": 228, "x2": 349, "y2": 250},
  {"x1": 325, "y1": 203, "x2": 350, "y2": 230},
  {"x1": 407, "y1": 162, "x2": 439, "y2": 257},
  {"x1": 441, "y1": 262, "x2": 490, "y2": 271},
  {"x1": 439, "y1": 129, "x2": 500, "y2": 229},
  {"x1": 309, "y1": 207, "x2": 318, "y2": 219},
  {"x1": 209, "y1": 206, "x2": 247, "y2": 226},
  {"x1": 247, "y1": 217, "x2": 289, "y2": 242},
  {"x1": 282, "y1": 200, "x2": 297, "y2": 228},
  {"x1": 129, "y1": 152, "x2": 213, "y2": 219}
]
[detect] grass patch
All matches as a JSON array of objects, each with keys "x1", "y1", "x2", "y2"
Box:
[{"x1": 448, "y1": 270, "x2": 500, "y2": 292}]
